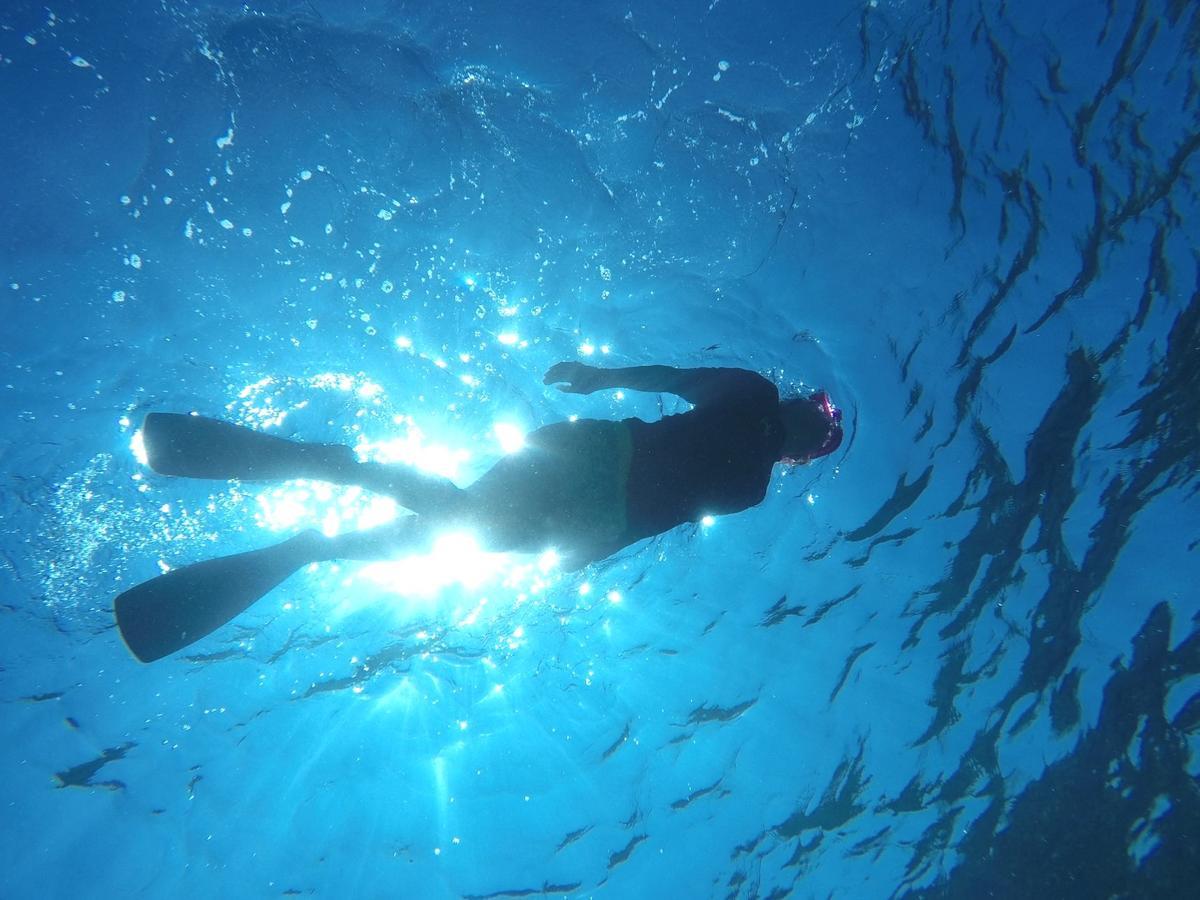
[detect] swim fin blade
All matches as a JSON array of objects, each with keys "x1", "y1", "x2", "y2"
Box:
[
  {"x1": 140, "y1": 412, "x2": 351, "y2": 481},
  {"x1": 114, "y1": 532, "x2": 322, "y2": 663}
]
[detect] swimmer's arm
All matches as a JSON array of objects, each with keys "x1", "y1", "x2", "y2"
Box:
[{"x1": 544, "y1": 362, "x2": 767, "y2": 404}]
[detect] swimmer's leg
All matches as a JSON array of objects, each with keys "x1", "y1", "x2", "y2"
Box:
[
  {"x1": 141, "y1": 412, "x2": 464, "y2": 513},
  {"x1": 351, "y1": 461, "x2": 467, "y2": 516},
  {"x1": 114, "y1": 518, "x2": 434, "y2": 664}
]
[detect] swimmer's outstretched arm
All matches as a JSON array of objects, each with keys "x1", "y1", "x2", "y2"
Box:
[{"x1": 543, "y1": 361, "x2": 768, "y2": 405}]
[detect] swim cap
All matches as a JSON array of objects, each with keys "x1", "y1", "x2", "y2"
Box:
[
  {"x1": 807, "y1": 391, "x2": 843, "y2": 459},
  {"x1": 784, "y1": 390, "x2": 843, "y2": 464}
]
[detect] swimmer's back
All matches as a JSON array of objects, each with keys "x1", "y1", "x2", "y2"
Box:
[{"x1": 622, "y1": 369, "x2": 783, "y2": 541}]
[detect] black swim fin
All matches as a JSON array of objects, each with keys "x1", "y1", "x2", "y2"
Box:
[
  {"x1": 114, "y1": 524, "x2": 417, "y2": 663},
  {"x1": 114, "y1": 531, "x2": 324, "y2": 663},
  {"x1": 141, "y1": 412, "x2": 354, "y2": 481}
]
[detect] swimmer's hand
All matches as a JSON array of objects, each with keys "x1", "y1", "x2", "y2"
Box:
[{"x1": 543, "y1": 361, "x2": 604, "y2": 394}]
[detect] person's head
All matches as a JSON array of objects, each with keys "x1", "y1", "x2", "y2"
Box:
[{"x1": 778, "y1": 391, "x2": 843, "y2": 464}]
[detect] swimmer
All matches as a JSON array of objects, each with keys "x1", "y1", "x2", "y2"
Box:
[{"x1": 115, "y1": 362, "x2": 843, "y2": 662}]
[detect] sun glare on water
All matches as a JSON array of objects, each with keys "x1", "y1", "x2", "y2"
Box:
[
  {"x1": 357, "y1": 531, "x2": 507, "y2": 598},
  {"x1": 254, "y1": 481, "x2": 400, "y2": 536}
]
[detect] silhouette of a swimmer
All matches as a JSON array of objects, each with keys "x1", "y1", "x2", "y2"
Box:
[{"x1": 115, "y1": 362, "x2": 844, "y2": 662}]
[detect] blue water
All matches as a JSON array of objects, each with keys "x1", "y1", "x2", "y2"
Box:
[{"x1": 2, "y1": 0, "x2": 1198, "y2": 896}]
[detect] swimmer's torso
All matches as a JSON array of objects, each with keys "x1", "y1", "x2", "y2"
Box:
[{"x1": 465, "y1": 371, "x2": 784, "y2": 567}]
